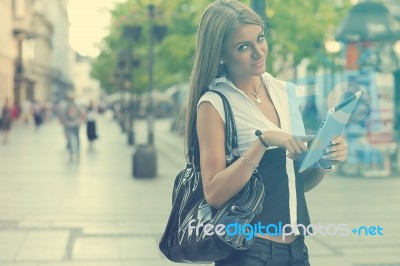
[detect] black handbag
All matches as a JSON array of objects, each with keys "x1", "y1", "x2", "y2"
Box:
[{"x1": 159, "y1": 91, "x2": 265, "y2": 263}]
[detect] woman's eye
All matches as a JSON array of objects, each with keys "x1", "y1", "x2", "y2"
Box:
[
  {"x1": 258, "y1": 35, "x2": 265, "y2": 42},
  {"x1": 238, "y1": 44, "x2": 249, "y2": 52}
]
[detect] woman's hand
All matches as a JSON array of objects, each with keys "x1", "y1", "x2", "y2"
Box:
[
  {"x1": 262, "y1": 130, "x2": 314, "y2": 160},
  {"x1": 319, "y1": 136, "x2": 348, "y2": 168}
]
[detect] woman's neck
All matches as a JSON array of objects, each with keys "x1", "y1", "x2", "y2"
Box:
[{"x1": 226, "y1": 73, "x2": 261, "y2": 93}]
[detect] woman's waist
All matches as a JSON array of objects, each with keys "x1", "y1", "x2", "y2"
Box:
[{"x1": 255, "y1": 233, "x2": 299, "y2": 244}]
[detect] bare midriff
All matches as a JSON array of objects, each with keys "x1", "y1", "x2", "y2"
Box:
[{"x1": 256, "y1": 233, "x2": 298, "y2": 244}]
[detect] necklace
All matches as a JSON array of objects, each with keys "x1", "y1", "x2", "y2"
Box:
[{"x1": 244, "y1": 77, "x2": 263, "y2": 105}]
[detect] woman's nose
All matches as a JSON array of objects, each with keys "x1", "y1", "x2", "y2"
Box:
[{"x1": 252, "y1": 45, "x2": 264, "y2": 59}]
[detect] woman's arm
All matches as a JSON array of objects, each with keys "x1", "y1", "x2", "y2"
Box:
[
  {"x1": 197, "y1": 102, "x2": 310, "y2": 209},
  {"x1": 197, "y1": 102, "x2": 266, "y2": 209},
  {"x1": 301, "y1": 165, "x2": 329, "y2": 192}
]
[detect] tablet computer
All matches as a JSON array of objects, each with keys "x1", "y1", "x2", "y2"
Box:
[{"x1": 298, "y1": 91, "x2": 362, "y2": 173}]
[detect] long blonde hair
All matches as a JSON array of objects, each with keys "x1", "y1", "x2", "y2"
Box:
[{"x1": 185, "y1": 0, "x2": 264, "y2": 159}]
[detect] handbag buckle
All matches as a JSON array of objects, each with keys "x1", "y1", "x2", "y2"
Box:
[{"x1": 183, "y1": 168, "x2": 193, "y2": 179}]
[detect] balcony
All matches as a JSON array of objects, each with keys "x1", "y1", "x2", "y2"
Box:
[{"x1": 13, "y1": 19, "x2": 34, "y2": 37}]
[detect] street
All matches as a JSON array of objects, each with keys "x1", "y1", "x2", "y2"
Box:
[{"x1": 0, "y1": 116, "x2": 399, "y2": 266}]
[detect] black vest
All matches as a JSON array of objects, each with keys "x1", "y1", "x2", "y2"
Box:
[{"x1": 251, "y1": 148, "x2": 311, "y2": 235}]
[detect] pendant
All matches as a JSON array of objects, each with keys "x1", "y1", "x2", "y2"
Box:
[{"x1": 256, "y1": 97, "x2": 262, "y2": 105}]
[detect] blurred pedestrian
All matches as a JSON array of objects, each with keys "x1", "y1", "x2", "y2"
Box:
[
  {"x1": 32, "y1": 100, "x2": 43, "y2": 129},
  {"x1": 21, "y1": 100, "x2": 32, "y2": 124},
  {"x1": 60, "y1": 95, "x2": 84, "y2": 160},
  {"x1": 10, "y1": 102, "x2": 20, "y2": 121},
  {"x1": 0, "y1": 99, "x2": 12, "y2": 144},
  {"x1": 86, "y1": 101, "x2": 98, "y2": 149}
]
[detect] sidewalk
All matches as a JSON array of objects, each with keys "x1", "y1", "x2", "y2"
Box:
[
  {"x1": 0, "y1": 117, "x2": 189, "y2": 266},
  {"x1": 0, "y1": 116, "x2": 399, "y2": 266}
]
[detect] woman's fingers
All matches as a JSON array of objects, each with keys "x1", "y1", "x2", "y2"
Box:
[
  {"x1": 322, "y1": 149, "x2": 347, "y2": 165},
  {"x1": 325, "y1": 145, "x2": 347, "y2": 153},
  {"x1": 285, "y1": 144, "x2": 296, "y2": 158},
  {"x1": 332, "y1": 136, "x2": 345, "y2": 145},
  {"x1": 297, "y1": 135, "x2": 315, "y2": 142},
  {"x1": 290, "y1": 139, "x2": 303, "y2": 154},
  {"x1": 286, "y1": 139, "x2": 308, "y2": 160},
  {"x1": 295, "y1": 138, "x2": 308, "y2": 152},
  {"x1": 322, "y1": 150, "x2": 342, "y2": 159},
  {"x1": 324, "y1": 136, "x2": 348, "y2": 164},
  {"x1": 265, "y1": 131, "x2": 310, "y2": 160}
]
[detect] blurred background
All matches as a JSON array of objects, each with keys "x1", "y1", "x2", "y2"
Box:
[{"x1": 0, "y1": 0, "x2": 399, "y2": 265}]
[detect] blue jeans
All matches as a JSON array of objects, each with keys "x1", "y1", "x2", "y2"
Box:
[
  {"x1": 215, "y1": 236, "x2": 310, "y2": 266},
  {"x1": 66, "y1": 127, "x2": 80, "y2": 155}
]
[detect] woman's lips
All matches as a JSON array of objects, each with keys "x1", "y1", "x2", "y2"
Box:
[{"x1": 253, "y1": 59, "x2": 265, "y2": 67}]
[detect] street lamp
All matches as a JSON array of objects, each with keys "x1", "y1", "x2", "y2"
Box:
[
  {"x1": 146, "y1": 4, "x2": 167, "y2": 145},
  {"x1": 324, "y1": 40, "x2": 341, "y2": 54},
  {"x1": 122, "y1": 25, "x2": 142, "y2": 146},
  {"x1": 393, "y1": 41, "x2": 400, "y2": 148},
  {"x1": 325, "y1": 39, "x2": 341, "y2": 83},
  {"x1": 14, "y1": 33, "x2": 25, "y2": 105},
  {"x1": 113, "y1": 58, "x2": 125, "y2": 132},
  {"x1": 324, "y1": 39, "x2": 342, "y2": 108},
  {"x1": 133, "y1": 4, "x2": 167, "y2": 178}
]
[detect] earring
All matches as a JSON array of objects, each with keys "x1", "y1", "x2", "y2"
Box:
[{"x1": 220, "y1": 60, "x2": 224, "y2": 64}]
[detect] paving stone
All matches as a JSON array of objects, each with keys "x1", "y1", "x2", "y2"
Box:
[
  {"x1": 15, "y1": 231, "x2": 69, "y2": 261},
  {"x1": 0, "y1": 231, "x2": 26, "y2": 260},
  {"x1": 72, "y1": 237, "x2": 119, "y2": 260},
  {"x1": 0, "y1": 118, "x2": 399, "y2": 266}
]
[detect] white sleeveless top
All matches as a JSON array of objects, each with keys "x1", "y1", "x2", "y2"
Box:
[{"x1": 197, "y1": 72, "x2": 306, "y2": 235}]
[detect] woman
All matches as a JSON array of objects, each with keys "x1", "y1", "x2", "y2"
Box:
[
  {"x1": 185, "y1": 1, "x2": 348, "y2": 265},
  {"x1": 1, "y1": 99, "x2": 12, "y2": 144},
  {"x1": 86, "y1": 102, "x2": 98, "y2": 148}
]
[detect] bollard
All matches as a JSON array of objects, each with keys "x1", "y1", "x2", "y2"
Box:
[
  {"x1": 133, "y1": 144, "x2": 157, "y2": 178},
  {"x1": 128, "y1": 132, "x2": 135, "y2": 146},
  {"x1": 119, "y1": 119, "x2": 125, "y2": 133}
]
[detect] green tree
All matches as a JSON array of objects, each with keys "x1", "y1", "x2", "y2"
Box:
[
  {"x1": 91, "y1": 50, "x2": 115, "y2": 94},
  {"x1": 91, "y1": 0, "x2": 212, "y2": 95},
  {"x1": 265, "y1": 0, "x2": 352, "y2": 77},
  {"x1": 91, "y1": 0, "x2": 352, "y2": 95}
]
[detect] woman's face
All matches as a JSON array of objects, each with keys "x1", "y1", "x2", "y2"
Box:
[{"x1": 221, "y1": 24, "x2": 267, "y2": 78}]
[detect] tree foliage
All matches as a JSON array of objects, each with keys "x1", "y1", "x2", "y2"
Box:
[
  {"x1": 91, "y1": 0, "x2": 211, "y2": 95},
  {"x1": 91, "y1": 0, "x2": 351, "y2": 94},
  {"x1": 266, "y1": 0, "x2": 352, "y2": 76}
]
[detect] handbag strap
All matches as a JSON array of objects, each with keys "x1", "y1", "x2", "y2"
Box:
[
  {"x1": 210, "y1": 90, "x2": 239, "y2": 164},
  {"x1": 188, "y1": 90, "x2": 239, "y2": 166}
]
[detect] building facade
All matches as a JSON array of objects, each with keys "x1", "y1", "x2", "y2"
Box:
[
  {"x1": 0, "y1": 0, "x2": 15, "y2": 105},
  {"x1": 41, "y1": 0, "x2": 73, "y2": 102},
  {"x1": 12, "y1": 0, "x2": 36, "y2": 105},
  {"x1": 73, "y1": 53, "x2": 102, "y2": 106},
  {"x1": 30, "y1": 3, "x2": 53, "y2": 102},
  {"x1": 10, "y1": 0, "x2": 73, "y2": 105}
]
